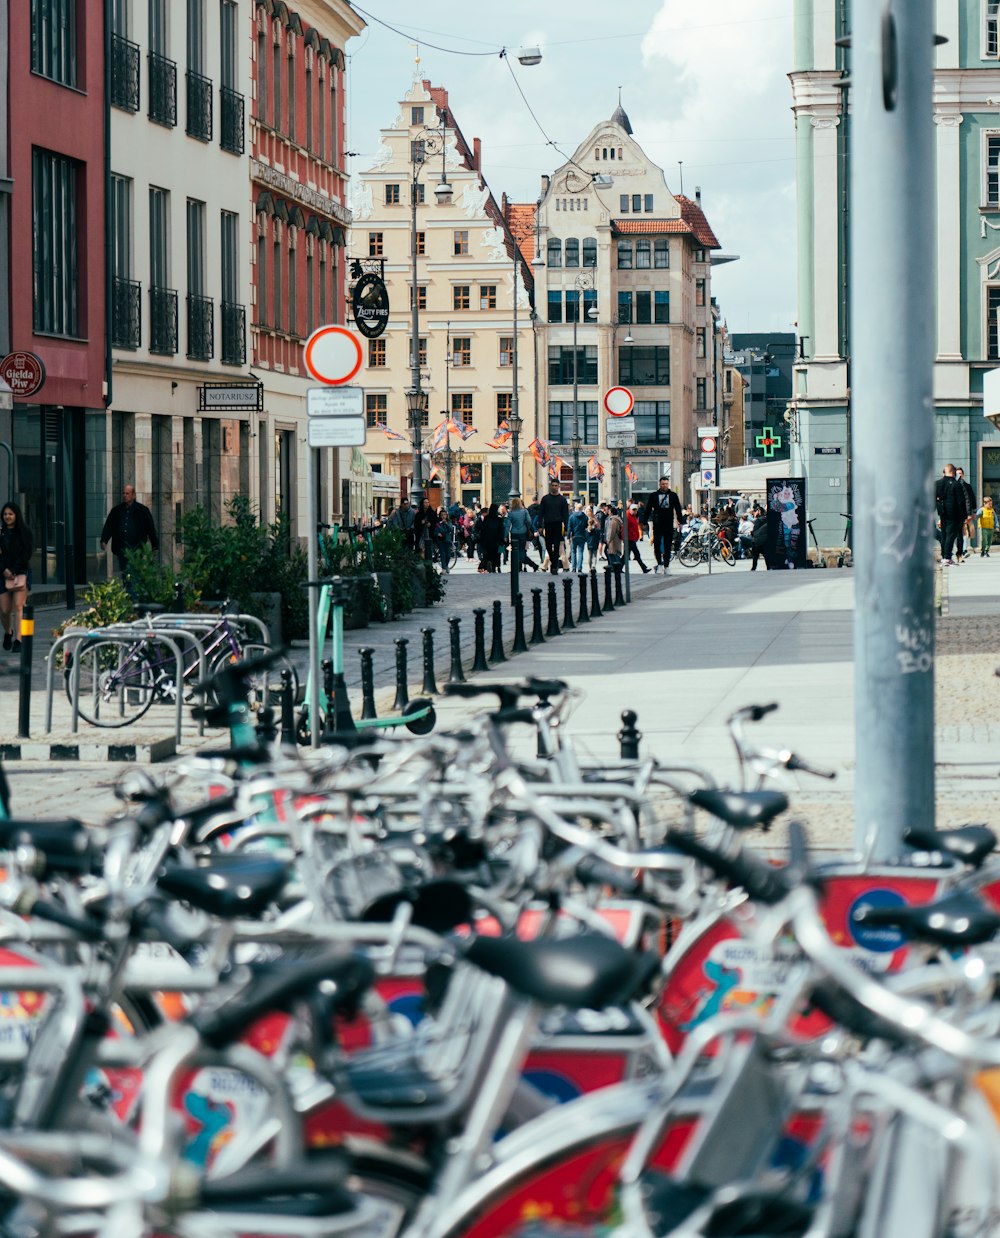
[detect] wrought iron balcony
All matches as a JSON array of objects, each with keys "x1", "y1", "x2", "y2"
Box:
[
  {"x1": 149, "y1": 287, "x2": 178, "y2": 355},
  {"x1": 111, "y1": 277, "x2": 141, "y2": 350},
  {"x1": 220, "y1": 86, "x2": 244, "y2": 155},
  {"x1": 148, "y1": 51, "x2": 177, "y2": 127},
  {"x1": 186, "y1": 70, "x2": 213, "y2": 142},
  {"x1": 187, "y1": 294, "x2": 214, "y2": 361},
  {"x1": 221, "y1": 302, "x2": 246, "y2": 366},
  {"x1": 111, "y1": 34, "x2": 140, "y2": 113}
]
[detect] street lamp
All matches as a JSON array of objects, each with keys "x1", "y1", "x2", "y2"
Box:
[
  {"x1": 409, "y1": 111, "x2": 452, "y2": 504},
  {"x1": 509, "y1": 245, "x2": 523, "y2": 499},
  {"x1": 571, "y1": 272, "x2": 595, "y2": 501}
]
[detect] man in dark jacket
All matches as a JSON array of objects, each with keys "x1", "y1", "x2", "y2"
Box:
[
  {"x1": 538, "y1": 481, "x2": 569, "y2": 573},
  {"x1": 642, "y1": 476, "x2": 684, "y2": 574},
  {"x1": 100, "y1": 485, "x2": 158, "y2": 578},
  {"x1": 935, "y1": 464, "x2": 962, "y2": 565}
]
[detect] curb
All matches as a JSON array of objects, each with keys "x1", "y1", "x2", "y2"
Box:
[{"x1": 1, "y1": 733, "x2": 176, "y2": 764}]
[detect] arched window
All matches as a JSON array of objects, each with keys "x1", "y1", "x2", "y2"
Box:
[
  {"x1": 547, "y1": 237, "x2": 562, "y2": 268},
  {"x1": 609, "y1": 148, "x2": 615, "y2": 160},
  {"x1": 565, "y1": 237, "x2": 580, "y2": 268},
  {"x1": 582, "y1": 238, "x2": 597, "y2": 267}
]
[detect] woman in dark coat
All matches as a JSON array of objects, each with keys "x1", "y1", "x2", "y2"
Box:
[
  {"x1": 0, "y1": 502, "x2": 33, "y2": 651},
  {"x1": 411, "y1": 497, "x2": 437, "y2": 562},
  {"x1": 478, "y1": 503, "x2": 504, "y2": 573}
]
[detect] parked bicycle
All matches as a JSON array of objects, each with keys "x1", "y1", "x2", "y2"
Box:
[{"x1": 677, "y1": 524, "x2": 736, "y2": 568}]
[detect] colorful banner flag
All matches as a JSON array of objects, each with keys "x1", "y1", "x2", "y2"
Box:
[
  {"x1": 548, "y1": 456, "x2": 566, "y2": 478},
  {"x1": 460, "y1": 465, "x2": 471, "y2": 483},
  {"x1": 587, "y1": 455, "x2": 605, "y2": 481},
  {"x1": 428, "y1": 465, "x2": 441, "y2": 481},
  {"x1": 445, "y1": 418, "x2": 477, "y2": 441},
  {"x1": 430, "y1": 420, "x2": 449, "y2": 452},
  {"x1": 528, "y1": 438, "x2": 550, "y2": 467},
  {"x1": 486, "y1": 421, "x2": 512, "y2": 449},
  {"x1": 380, "y1": 427, "x2": 407, "y2": 441},
  {"x1": 625, "y1": 463, "x2": 638, "y2": 484}
]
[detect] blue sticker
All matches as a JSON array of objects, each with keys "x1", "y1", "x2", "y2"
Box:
[{"x1": 848, "y1": 888, "x2": 907, "y2": 953}]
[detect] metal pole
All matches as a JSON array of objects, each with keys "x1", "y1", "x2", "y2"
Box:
[
  {"x1": 851, "y1": 1, "x2": 935, "y2": 857},
  {"x1": 571, "y1": 309, "x2": 579, "y2": 501},
  {"x1": 511, "y1": 251, "x2": 520, "y2": 498},
  {"x1": 410, "y1": 162, "x2": 424, "y2": 505},
  {"x1": 306, "y1": 467, "x2": 320, "y2": 750}
]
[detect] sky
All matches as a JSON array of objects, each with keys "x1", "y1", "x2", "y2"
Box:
[{"x1": 344, "y1": 0, "x2": 799, "y2": 336}]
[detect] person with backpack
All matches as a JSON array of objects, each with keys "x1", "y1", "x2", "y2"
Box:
[{"x1": 567, "y1": 501, "x2": 588, "y2": 573}]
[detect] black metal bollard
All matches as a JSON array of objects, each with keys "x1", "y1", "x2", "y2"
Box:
[
  {"x1": 447, "y1": 616, "x2": 466, "y2": 684},
  {"x1": 577, "y1": 573, "x2": 590, "y2": 624},
  {"x1": 472, "y1": 608, "x2": 489, "y2": 673},
  {"x1": 589, "y1": 568, "x2": 603, "y2": 617},
  {"x1": 604, "y1": 565, "x2": 615, "y2": 612},
  {"x1": 322, "y1": 658, "x2": 357, "y2": 737},
  {"x1": 279, "y1": 669, "x2": 296, "y2": 747},
  {"x1": 618, "y1": 709, "x2": 641, "y2": 760},
  {"x1": 392, "y1": 638, "x2": 410, "y2": 711},
  {"x1": 421, "y1": 627, "x2": 440, "y2": 695},
  {"x1": 255, "y1": 706, "x2": 278, "y2": 746},
  {"x1": 512, "y1": 594, "x2": 529, "y2": 654},
  {"x1": 359, "y1": 647, "x2": 377, "y2": 720},
  {"x1": 529, "y1": 588, "x2": 546, "y2": 645},
  {"x1": 614, "y1": 562, "x2": 626, "y2": 606},
  {"x1": 17, "y1": 604, "x2": 34, "y2": 739},
  {"x1": 546, "y1": 580, "x2": 561, "y2": 638},
  {"x1": 562, "y1": 577, "x2": 576, "y2": 631},
  {"x1": 510, "y1": 539, "x2": 521, "y2": 607},
  {"x1": 489, "y1": 599, "x2": 507, "y2": 663}
]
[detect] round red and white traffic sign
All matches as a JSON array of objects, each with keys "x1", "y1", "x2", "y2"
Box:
[
  {"x1": 303, "y1": 326, "x2": 364, "y2": 386},
  {"x1": 700, "y1": 436, "x2": 717, "y2": 454},
  {"x1": 604, "y1": 386, "x2": 634, "y2": 417}
]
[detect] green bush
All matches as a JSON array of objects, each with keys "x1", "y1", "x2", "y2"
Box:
[{"x1": 51, "y1": 577, "x2": 136, "y2": 663}]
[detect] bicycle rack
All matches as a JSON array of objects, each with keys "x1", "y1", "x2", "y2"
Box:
[{"x1": 154, "y1": 611, "x2": 272, "y2": 648}]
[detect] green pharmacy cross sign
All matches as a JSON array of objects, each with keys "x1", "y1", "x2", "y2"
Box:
[{"x1": 755, "y1": 426, "x2": 783, "y2": 459}]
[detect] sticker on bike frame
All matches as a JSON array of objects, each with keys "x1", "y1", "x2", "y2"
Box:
[{"x1": 846, "y1": 888, "x2": 907, "y2": 953}]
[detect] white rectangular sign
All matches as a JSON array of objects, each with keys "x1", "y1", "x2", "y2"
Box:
[
  {"x1": 698, "y1": 425, "x2": 719, "y2": 438},
  {"x1": 307, "y1": 416, "x2": 367, "y2": 447},
  {"x1": 307, "y1": 386, "x2": 364, "y2": 418},
  {"x1": 605, "y1": 417, "x2": 637, "y2": 448},
  {"x1": 701, "y1": 468, "x2": 717, "y2": 487}
]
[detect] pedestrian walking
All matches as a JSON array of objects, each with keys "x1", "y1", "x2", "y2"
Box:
[
  {"x1": 505, "y1": 497, "x2": 539, "y2": 571},
  {"x1": 478, "y1": 503, "x2": 504, "y2": 573},
  {"x1": 642, "y1": 476, "x2": 683, "y2": 574},
  {"x1": 750, "y1": 509, "x2": 768, "y2": 571},
  {"x1": 979, "y1": 497, "x2": 995, "y2": 558},
  {"x1": 100, "y1": 484, "x2": 159, "y2": 585},
  {"x1": 935, "y1": 464, "x2": 963, "y2": 565},
  {"x1": 626, "y1": 505, "x2": 650, "y2": 573},
  {"x1": 538, "y1": 481, "x2": 569, "y2": 575},
  {"x1": 0, "y1": 502, "x2": 32, "y2": 652},
  {"x1": 412, "y1": 497, "x2": 437, "y2": 562},
  {"x1": 605, "y1": 506, "x2": 624, "y2": 566},
  {"x1": 585, "y1": 513, "x2": 602, "y2": 570},
  {"x1": 955, "y1": 467, "x2": 977, "y2": 561},
  {"x1": 568, "y1": 501, "x2": 588, "y2": 573}
]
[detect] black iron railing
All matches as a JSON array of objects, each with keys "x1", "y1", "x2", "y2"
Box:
[
  {"x1": 148, "y1": 51, "x2": 177, "y2": 127},
  {"x1": 221, "y1": 302, "x2": 246, "y2": 366},
  {"x1": 220, "y1": 86, "x2": 244, "y2": 155},
  {"x1": 112, "y1": 277, "x2": 141, "y2": 350},
  {"x1": 111, "y1": 34, "x2": 140, "y2": 112},
  {"x1": 186, "y1": 70, "x2": 213, "y2": 142},
  {"x1": 149, "y1": 287, "x2": 178, "y2": 355},
  {"x1": 187, "y1": 294, "x2": 214, "y2": 361}
]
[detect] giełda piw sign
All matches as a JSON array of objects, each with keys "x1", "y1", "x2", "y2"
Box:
[{"x1": 0, "y1": 351, "x2": 45, "y2": 398}]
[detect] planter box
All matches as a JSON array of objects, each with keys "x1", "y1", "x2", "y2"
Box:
[
  {"x1": 250, "y1": 591, "x2": 282, "y2": 647},
  {"x1": 410, "y1": 566, "x2": 427, "y2": 608}
]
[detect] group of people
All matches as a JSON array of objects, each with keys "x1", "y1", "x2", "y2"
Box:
[{"x1": 934, "y1": 464, "x2": 995, "y2": 563}]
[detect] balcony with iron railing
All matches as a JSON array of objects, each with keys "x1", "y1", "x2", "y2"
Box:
[
  {"x1": 149, "y1": 287, "x2": 178, "y2": 355},
  {"x1": 187, "y1": 294, "x2": 214, "y2": 361},
  {"x1": 111, "y1": 278, "x2": 141, "y2": 350},
  {"x1": 148, "y1": 51, "x2": 177, "y2": 128},
  {"x1": 186, "y1": 70, "x2": 213, "y2": 142},
  {"x1": 220, "y1": 86, "x2": 244, "y2": 155},
  {"x1": 221, "y1": 302, "x2": 246, "y2": 366},
  {"x1": 111, "y1": 34, "x2": 140, "y2": 112}
]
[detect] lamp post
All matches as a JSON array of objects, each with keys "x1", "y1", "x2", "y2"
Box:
[
  {"x1": 608, "y1": 314, "x2": 634, "y2": 503},
  {"x1": 509, "y1": 247, "x2": 522, "y2": 499},
  {"x1": 570, "y1": 272, "x2": 595, "y2": 501},
  {"x1": 408, "y1": 111, "x2": 452, "y2": 504}
]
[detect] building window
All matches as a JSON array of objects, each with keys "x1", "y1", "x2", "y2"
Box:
[
  {"x1": 583, "y1": 237, "x2": 597, "y2": 267},
  {"x1": 316, "y1": 63, "x2": 325, "y2": 153},
  {"x1": 565, "y1": 289, "x2": 581, "y2": 324},
  {"x1": 413, "y1": 182, "x2": 425, "y2": 205},
  {"x1": 986, "y1": 0, "x2": 999, "y2": 58},
  {"x1": 272, "y1": 236, "x2": 282, "y2": 331},
  {"x1": 694, "y1": 247, "x2": 706, "y2": 263},
  {"x1": 547, "y1": 400, "x2": 598, "y2": 443},
  {"x1": 696, "y1": 328, "x2": 706, "y2": 358},
  {"x1": 654, "y1": 291, "x2": 670, "y2": 324},
  {"x1": 452, "y1": 336, "x2": 471, "y2": 367},
  {"x1": 696, "y1": 378, "x2": 707, "y2": 409},
  {"x1": 453, "y1": 284, "x2": 470, "y2": 311},
  {"x1": 619, "y1": 194, "x2": 629, "y2": 213},
  {"x1": 305, "y1": 63, "x2": 313, "y2": 150},
  {"x1": 695, "y1": 278, "x2": 706, "y2": 307},
  {"x1": 547, "y1": 290, "x2": 562, "y2": 324},
  {"x1": 32, "y1": 148, "x2": 80, "y2": 336},
  {"x1": 220, "y1": 210, "x2": 243, "y2": 364},
  {"x1": 288, "y1": 243, "x2": 297, "y2": 336},
  {"x1": 272, "y1": 36, "x2": 281, "y2": 131},
  {"x1": 618, "y1": 291, "x2": 632, "y2": 323},
  {"x1": 287, "y1": 47, "x2": 296, "y2": 142},
  {"x1": 987, "y1": 134, "x2": 1000, "y2": 207},
  {"x1": 368, "y1": 231, "x2": 383, "y2": 257},
  {"x1": 548, "y1": 346, "x2": 598, "y2": 386},
  {"x1": 635, "y1": 238, "x2": 651, "y2": 269},
  {"x1": 644, "y1": 194, "x2": 654, "y2": 212},
  {"x1": 110, "y1": 174, "x2": 140, "y2": 350},
  {"x1": 328, "y1": 70, "x2": 337, "y2": 163},
  {"x1": 565, "y1": 238, "x2": 580, "y2": 268},
  {"x1": 409, "y1": 284, "x2": 426, "y2": 310},
  {"x1": 987, "y1": 284, "x2": 1000, "y2": 359},
  {"x1": 632, "y1": 194, "x2": 641, "y2": 212},
  {"x1": 411, "y1": 105, "x2": 424, "y2": 125},
  {"x1": 635, "y1": 291, "x2": 652, "y2": 325},
  {"x1": 547, "y1": 237, "x2": 562, "y2": 267},
  {"x1": 385, "y1": 183, "x2": 400, "y2": 204},
  {"x1": 634, "y1": 400, "x2": 670, "y2": 444},
  {"x1": 149, "y1": 185, "x2": 176, "y2": 352},
  {"x1": 256, "y1": 232, "x2": 267, "y2": 326},
  {"x1": 366, "y1": 393, "x2": 387, "y2": 427},
  {"x1": 654, "y1": 239, "x2": 669, "y2": 268},
  {"x1": 500, "y1": 335, "x2": 513, "y2": 367},
  {"x1": 410, "y1": 139, "x2": 425, "y2": 164},
  {"x1": 453, "y1": 230, "x2": 469, "y2": 256},
  {"x1": 480, "y1": 284, "x2": 497, "y2": 310},
  {"x1": 497, "y1": 392, "x2": 512, "y2": 423},
  {"x1": 619, "y1": 346, "x2": 670, "y2": 386},
  {"x1": 256, "y1": 29, "x2": 267, "y2": 120},
  {"x1": 617, "y1": 240, "x2": 632, "y2": 269},
  {"x1": 31, "y1": 0, "x2": 78, "y2": 86},
  {"x1": 408, "y1": 337, "x2": 427, "y2": 367},
  {"x1": 415, "y1": 231, "x2": 425, "y2": 255},
  {"x1": 317, "y1": 243, "x2": 326, "y2": 323},
  {"x1": 368, "y1": 337, "x2": 385, "y2": 367},
  {"x1": 305, "y1": 250, "x2": 314, "y2": 336},
  {"x1": 452, "y1": 393, "x2": 473, "y2": 426}
]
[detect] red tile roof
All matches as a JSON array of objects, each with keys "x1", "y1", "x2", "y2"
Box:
[
  {"x1": 503, "y1": 201, "x2": 536, "y2": 266},
  {"x1": 613, "y1": 199, "x2": 720, "y2": 249},
  {"x1": 675, "y1": 195, "x2": 721, "y2": 249}
]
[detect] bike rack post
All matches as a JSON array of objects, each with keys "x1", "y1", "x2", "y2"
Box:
[
  {"x1": 472, "y1": 609, "x2": 489, "y2": 673},
  {"x1": 17, "y1": 605, "x2": 34, "y2": 739},
  {"x1": 529, "y1": 588, "x2": 545, "y2": 645},
  {"x1": 421, "y1": 627, "x2": 439, "y2": 695},
  {"x1": 562, "y1": 577, "x2": 575, "y2": 631},
  {"x1": 489, "y1": 600, "x2": 506, "y2": 664},
  {"x1": 45, "y1": 632, "x2": 87, "y2": 733},
  {"x1": 546, "y1": 581, "x2": 561, "y2": 638},
  {"x1": 392, "y1": 638, "x2": 410, "y2": 710},
  {"x1": 511, "y1": 594, "x2": 529, "y2": 654},
  {"x1": 603, "y1": 566, "x2": 615, "y2": 612},
  {"x1": 589, "y1": 568, "x2": 603, "y2": 617},
  {"x1": 577, "y1": 573, "x2": 590, "y2": 624},
  {"x1": 447, "y1": 616, "x2": 466, "y2": 685},
  {"x1": 618, "y1": 710, "x2": 641, "y2": 760},
  {"x1": 359, "y1": 648, "x2": 377, "y2": 720}
]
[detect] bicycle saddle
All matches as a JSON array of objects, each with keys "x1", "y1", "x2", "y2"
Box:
[
  {"x1": 464, "y1": 932, "x2": 649, "y2": 1010},
  {"x1": 852, "y1": 889, "x2": 1000, "y2": 948},
  {"x1": 641, "y1": 1172, "x2": 816, "y2": 1238},
  {"x1": 688, "y1": 789, "x2": 789, "y2": 832},
  {"x1": 156, "y1": 854, "x2": 289, "y2": 919},
  {"x1": 904, "y1": 824, "x2": 997, "y2": 869},
  {"x1": 0, "y1": 819, "x2": 98, "y2": 877},
  {"x1": 200, "y1": 1157, "x2": 355, "y2": 1217}
]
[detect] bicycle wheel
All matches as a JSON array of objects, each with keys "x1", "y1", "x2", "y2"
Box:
[
  {"x1": 65, "y1": 640, "x2": 157, "y2": 728},
  {"x1": 677, "y1": 542, "x2": 703, "y2": 568},
  {"x1": 717, "y1": 540, "x2": 736, "y2": 566},
  {"x1": 214, "y1": 643, "x2": 300, "y2": 708}
]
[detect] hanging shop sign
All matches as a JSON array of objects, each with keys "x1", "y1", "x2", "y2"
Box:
[
  {"x1": 0, "y1": 351, "x2": 45, "y2": 398},
  {"x1": 197, "y1": 382, "x2": 263, "y2": 411},
  {"x1": 351, "y1": 272, "x2": 390, "y2": 340}
]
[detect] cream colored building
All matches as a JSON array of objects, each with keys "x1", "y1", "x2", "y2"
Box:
[{"x1": 349, "y1": 78, "x2": 534, "y2": 509}]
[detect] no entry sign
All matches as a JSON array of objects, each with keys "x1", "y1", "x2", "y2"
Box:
[{"x1": 303, "y1": 326, "x2": 364, "y2": 386}]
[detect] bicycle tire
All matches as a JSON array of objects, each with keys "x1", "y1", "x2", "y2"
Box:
[
  {"x1": 677, "y1": 543, "x2": 703, "y2": 568},
  {"x1": 64, "y1": 639, "x2": 157, "y2": 728},
  {"x1": 718, "y1": 541, "x2": 736, "y2": 566}
]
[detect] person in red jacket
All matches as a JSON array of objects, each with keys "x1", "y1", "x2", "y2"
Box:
[{"x1": 626, "y1": 505, "x2": 651, "y2": 574}]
